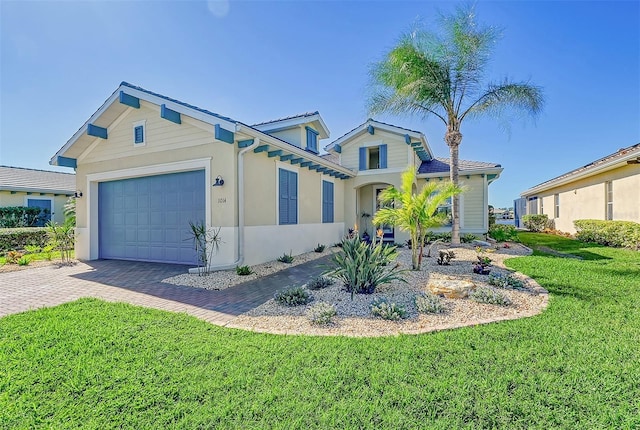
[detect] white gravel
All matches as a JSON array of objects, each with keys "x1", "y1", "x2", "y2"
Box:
[{"x1": 226, "y1": 242, "x2": 549, "y2": 337}]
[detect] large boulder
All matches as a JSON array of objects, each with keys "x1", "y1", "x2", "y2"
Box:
[{"x1": 428, "y1": 279, "x2": 476, "y2": 299}]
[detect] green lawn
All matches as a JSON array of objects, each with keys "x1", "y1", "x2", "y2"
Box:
[
  {"x1": 0, "y1": 250, "x2": 74, "y2": 266},
  {"x1": 1, "y1": 234, "x2": 639, "y2": 429}
]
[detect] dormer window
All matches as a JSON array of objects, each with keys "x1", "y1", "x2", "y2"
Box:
[
  {"x1": 133, "y1": 120, "x2": 146, "y2": 146},
  {"x1": 306, "y1": 126, "x2": 319, "y2": 154},
  {"x1": 359, "y1": 144, "x2": 388, "y2": 170}
]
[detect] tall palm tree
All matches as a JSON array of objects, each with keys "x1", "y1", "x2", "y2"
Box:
[
  {"x1": 368, "y1": 6, "x2": 543, "y2": 244},
  {"x1": 373, "y1": 167, "x2": 462, "y2": 270}
]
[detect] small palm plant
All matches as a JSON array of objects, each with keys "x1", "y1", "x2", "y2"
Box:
[
  {"x1": 373, "y1": 167, "x2": 462, "y2": 270},
  {"x1": 188, "y1": 221, "x2": 222, "y2": 276}
]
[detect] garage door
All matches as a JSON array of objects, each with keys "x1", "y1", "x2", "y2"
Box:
[{"x1": 98, "y1": 170, "x2": 205, "y2": 265}]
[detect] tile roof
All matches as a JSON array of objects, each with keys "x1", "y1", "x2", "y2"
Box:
[
  {"x1": 252, "y1": 112, "x2": 320, "y2": 127},
  {"x1": 525, "y1": 142, "x2": 640, "y2": 192},
  {"x1": 320, "y1": 153, "x2": 340, "y2": 164},
  {"x1": 0, "y1": 165, "x2": 75, "y2": 194},
  {"x1": 418, "y1": 157, "x2": 501, "y2": 174}
]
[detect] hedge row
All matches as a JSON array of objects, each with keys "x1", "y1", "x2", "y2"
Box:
[
  {"x1": 521, "y1": 214, "x2": 549, "y2": 232},
  {"x1": 574, "y1": 219, "x2": 640, "y2": 250},
  {"x1": 0, "y1": 206, "x2": 43, "y2": 228},
  {"x1": 0, "y1": 228, "x2": 49, "y2": 252}
]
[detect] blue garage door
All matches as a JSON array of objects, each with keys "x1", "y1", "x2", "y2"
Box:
[{"x1": 99, "y1": 170, "x2": 205, "y2": 265}]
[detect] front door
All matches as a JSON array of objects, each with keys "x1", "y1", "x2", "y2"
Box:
[{"x1": 374, "y1": 187, "x2": 394, "y2": 243}]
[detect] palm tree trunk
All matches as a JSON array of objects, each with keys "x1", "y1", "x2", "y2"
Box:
[{"x1": 445, "y1": 127, "x2": 463, "y2": 245}]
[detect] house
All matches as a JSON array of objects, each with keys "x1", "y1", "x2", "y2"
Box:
[
  {"x1": 0, "y1": 165, "x2": 75, "y2": 226},
  {"x1": 518, "y1": 143, "x2": 640, "y2": 233},
  {"x1": 50, "y1": 82, "x2": 502, "y2": 268}
]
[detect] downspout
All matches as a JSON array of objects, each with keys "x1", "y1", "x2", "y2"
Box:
[{"x1": 195, "y1": 135, "x2": 259, "y2": 273}]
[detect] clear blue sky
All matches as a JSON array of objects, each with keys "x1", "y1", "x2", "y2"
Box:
[{"x1": 1, "y1": 0, "x2": 638, "y2": 208}]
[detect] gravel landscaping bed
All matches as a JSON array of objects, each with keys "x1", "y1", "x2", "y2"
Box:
[{"x1": 226, "y1": 243, "x2": 549, "y2": 337}]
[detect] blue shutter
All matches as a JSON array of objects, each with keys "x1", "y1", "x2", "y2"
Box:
[
  {"x1": 359, "y1": 147, "x2": 367, "y2": 170},
  {"x1": 279, "y1": 169, "x2": 289, "y2": 224},
  {"x1": 289, "y1": 171, "x2": 298, "y2": 224},
  {"x1": 380, "y1": 144, "x2": 388, "y2": 169},
  {"x1": 134, "y1": 126, "x2": 144, "y2": 144},
  {"x1": 322, "y1": 180, "x2": 334, "y2": 223}
]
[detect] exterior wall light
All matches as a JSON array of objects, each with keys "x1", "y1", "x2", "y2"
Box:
[
  {"x1": 213, "y1": 176, "x2": 224, "y2": 187},
  {"x1": 74, "y1": 191, "x2": 83, "y2": 198}
]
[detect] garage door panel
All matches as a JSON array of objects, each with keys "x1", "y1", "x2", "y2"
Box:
[{"x1": 99, "y1": 170, "x2": 205, "y2": 265}]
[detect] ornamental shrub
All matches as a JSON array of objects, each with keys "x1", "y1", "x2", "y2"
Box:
[
  {"x1": 0, "y1": 228, "x2": 49, "y2": 252},
  {"x1": 277, "y1": 251, "x2": 294, "y2": 264},
  {"x1": 488, "y1": 224, "x2": 519, "y2": 242},
  {"x1": 306, "y1": 302, "x2": 337, "y2": 325},
  {"x1": 488, "y1": 273, "x2": 525, "y2": 290},
  {"x1": 574, "y1": 219, "x2": 640, "y2": 250},
  {"x1": 470, "y1": 287, "x2": 512, "y2": 306},
  {"x1": 414, "y1": 293, "x2": 446, "y2": 314},
  {"x1": 521, "y1": 214, "x2": 549, "y2": 232},
  {"x1": 235, "y1": 265, "x2": 253, "y2": 276},
  {"x1": 370, "y1": 297, "x2": 407, "y2": 321},
  {"x1": 326, "y1": 235, "x2": 406, "y2": 299},
  {"x1": 274, "y1": 286, "x2": 312, "y2": 307},
  {"x1": 306, "y1": 276, "x2": 334, "y2": 290}
]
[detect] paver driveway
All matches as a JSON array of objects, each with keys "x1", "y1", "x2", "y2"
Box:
[{"x1": 0, "y1": 257, "x2": 330, "y2": 325}]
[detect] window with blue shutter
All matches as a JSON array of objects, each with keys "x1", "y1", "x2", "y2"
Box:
[
  {"x1": 306, "y1": 127, "x2": 319, "y2": 154},
  {"x1": 322, "y1": 180, "x2": 334, "y2": 223},
  {"x1": 134, "y1": 125, "x2": 144, "y2": 144},
  {"x1": 279, "y1": 168, "x2": 298, "y2": 225},
  {"x1": 379, "y1": 144, "x2": 388, "y2": 169},
  {"x1": 359, "y1": 147, "x2": 367, "y2": 170},
  {"x1": 359, "y1": 145, "x2": 387, "y2": 170}
]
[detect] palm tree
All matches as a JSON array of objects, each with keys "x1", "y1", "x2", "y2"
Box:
[
  {"x1": 368, "y1": 5, "x2": 543, "y2": 244},
  {"x1": 373, "y1": 167, "x2": 462, "y2": 270}
]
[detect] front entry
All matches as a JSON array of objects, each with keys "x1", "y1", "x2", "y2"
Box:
[{"x1": 374, "y1": 187, "x2": 394, "y2": 243}]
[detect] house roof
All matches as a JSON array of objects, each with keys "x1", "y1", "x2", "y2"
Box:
[
  {"x1": 252, "y1": 112, "x2": 320, "y2": 127},
  {"x1": 417, "y1": 157, "x2": 503, "y2": 183},
  {"x1": 251, "y1": 111, "x2": 330, "y2": 139},
  {"x1": 521, "y1": 143, "x2": 640, "y2": 196},
  {"x1": 325, "y1": 118, "x2": 433, "y2": 161},
  {"x1": 0, "y1": 165, "x2": 75, "y2": 194}
]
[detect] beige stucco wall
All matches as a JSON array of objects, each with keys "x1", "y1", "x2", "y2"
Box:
[
  {"x1": 528, "y1": 164, "x2": 640, "y2": 233},
  {"x1": 0, "y1": 190, "x2": 71, "y2": 225},
  {"x1": 340, "y1": 129, "x2": 412, "y2": 172},
  {"x1": 269, "y1": 127, "x2": 303, "y2": 148}
]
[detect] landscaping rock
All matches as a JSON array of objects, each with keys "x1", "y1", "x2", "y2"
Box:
[
  {"x1": 473, "y1": 240, "x2": 492, "y2": 247},
  {"x1": 428, "y1": 279, "x2": 476, "y2": 299}
]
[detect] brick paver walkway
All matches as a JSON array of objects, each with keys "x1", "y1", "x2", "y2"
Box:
[{"x1": 0, "y1": 256, "x2": 331, "y2": 325}]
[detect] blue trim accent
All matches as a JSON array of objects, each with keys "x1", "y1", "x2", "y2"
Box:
[
  {"x1": 322, "y1": 180, "x2": 334, "y2": 223},
  {"x1": 134, "y1": 125, "x2": 144, "y2": 144},
  {"x1": 290, "y1": 158, "x2": 303, "y2": 164},
  {"x1": 279, "y1": 168, "x2": 298, "y2": 225},
  {"x1": 238, "y1": 139, "x2": 254, "y2": 148},
  {"x1": 307, "y1": 164, "x2": 320, "y2": 170},
  {"x1": 300, "y1": 161, "x2": 312, "y2": 167},
  {"x1": 57, "y1": 156, "x2": 77, "y2": 168},
  {"x1": 215, "y1": 124, "x2": 234, "y2": 144},
  {"x1": 253, "y1": 145, "x2": 269, "y2": 153},
  {"x1": 268, "y1": 150, "x2": 283, "y2": 158},
  {"x1": 379, "y1": 144, "x2": 388, "y2": 169},
  {"x1": 359, "y1": 147, "x2": 367, "y2": 170},
  {"x1": 404, "y1": 134, "x2": 411, "y2": 144},
  {"x1": 161, "y1": 104, "x2": 182, "y2": 124},
  {"x1": 119, "y1": 91, "x2": 140, "y2": 108},
  {"x1": 306, "y1": 126, "x2": 319, "y2": 154},
  {"x1": 334, "y1": 144, "x2": 342, "y2": 154},
  {"x1": 305, "y1": 126, "x2": 319, "y2": 136},
  {"x1": 280, "y1": 154, "x2": 293, "y2": 161},
  {"x1": 367, "y1": 125, "x2": 375, "y2": 135},
  {"x1": 316, "y1": 167, "x2": 328, "y2": 173},
  {"x1": 87, "y1": 124, "x2": 108, "y2": 139},
  {"x1": 411, "y1": 142, "x2": 422, "y2": 148}
]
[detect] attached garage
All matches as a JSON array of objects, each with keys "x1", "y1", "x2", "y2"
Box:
[{"x1": 98, "y1": 170, "x2": 205, "y2": 265}]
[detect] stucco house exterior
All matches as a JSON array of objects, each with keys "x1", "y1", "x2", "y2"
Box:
[
  {"x1": 0, "y1": 165, "x2": 75, "y2": 225},
  {"x1": 50, "y1": 82, "x2": 502, "y2": 268},
  {"x1": 518, "y1": 143, "x2": 640, "y2": 233}
]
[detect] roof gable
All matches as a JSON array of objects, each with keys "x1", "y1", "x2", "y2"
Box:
[{"x1": 252, "y1": 111, "x2": 330, "y2": 139}]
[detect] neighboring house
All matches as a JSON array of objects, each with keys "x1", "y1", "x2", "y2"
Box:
[
  {"x1": 50, "y1": 82, "x2": 502, "y2": 267},
  {"x1": 518, "y1": 143, "x2": 640, "y2": 233},
  {"x1": 0, "y1": 165, "x2": 75, "y2": 226}
]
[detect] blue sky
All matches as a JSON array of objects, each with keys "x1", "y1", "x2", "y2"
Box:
[{"x1": 1, "y1": 0, "x2": 638, "y2": 208}]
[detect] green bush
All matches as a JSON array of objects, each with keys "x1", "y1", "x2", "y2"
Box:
[
  {"x1": 488, "y1": 273, "x2": 525, "y2": 290},
  {"x1": 574, "y1": 219, "x2": 640, "y2": 250},
  {"x1": 235, "y1": 265, "x2": 253, "y2": 276},
  {"x1": 370, "y1": 297, "x2": 407, "y2": 321},
  {"x1": 470, "y1": 287, "x2": 512, "y2": 306},
  {"x1": 314, "y1": 244, "x2": 326, "y2": 253},
  {"x1": 460, "y1": 233, "x2": 477, "y2": 243},
  {"x1": 274, "y1": 287, "x2": 312, "y2": 307},
  {"x1": 0, "y1": 228, "x2": 49, "y2": 252},
  {"x1": 0, "y1": 206, "x2": 43, "y2": 228},
  {"x1": 277, "y1": 251, "x2": 294, "y2": 264},
  {"x1": 17, "y1": 256, "x2": 30, "y2": 266},
  {"x1": 326, "y1": 235, "x2": 406, "y2": 299},
  {"x1": 414, "y1": 293, "x2": 446, "y2": 314},
  {"x1": 306, "y1": 276, "x2": 334, "y2": 290},
  {"x1": 521, "y1": 214, "x2": 549, "y2": 232},
  {"x1": 306, "y1": 302, "x2": 337, "y2": 325},
  {"x1": 488, "y1": 224, "x2": 519, "y2": 242},
  {"x1": 436, "y1": 250, "x2": 455, "y2": 265}
]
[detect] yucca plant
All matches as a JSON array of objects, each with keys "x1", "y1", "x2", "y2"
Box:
[
  {"x1": 326, "y1": 234, "x2": 406, "y2": 300},
  {"x1": 187, "y1": 221, "x2": 222, "y2": 276}
]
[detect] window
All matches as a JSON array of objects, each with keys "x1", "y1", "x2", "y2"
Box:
[
  {"x1": 322, "y1": 180, "x2": 334, "y2": 223},
  {"x1": 527, "y1": 197, "x2": 538, "y2": 215},
  {"x1": 27, "y1": 198, "x2": 52, "y2": 227},
  {"x1": 359, "y1": 144, "x2": 387, "y2": 170},
  {"x1": 133, "y1": 120, "x2": 146, "y2": 146},
  {"x1": 554, "y1": 194, "x2": 560, "y2": 218},
  {"x1": 605, "y1": 181, "x2": 613, "y2": 220},
  {"x1": 279, "y1": 168, "x2": 298, "y2": 225},
  {"x1": 436, "y1": 196, "x2": 453, "y2": 226},
  {"x1": 540, "y1": 197, "x2": 544, "y2": 215},
  {"x1": 306, "y1": 127, "x2": 319, "y2": 154}
]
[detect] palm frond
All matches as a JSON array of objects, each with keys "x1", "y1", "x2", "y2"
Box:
[{"x1": 462, "y1": 81, "x2": 544, "y2": 121}]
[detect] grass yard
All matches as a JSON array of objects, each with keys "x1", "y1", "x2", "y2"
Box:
[{"x1": 1, "y1": 233, "x2": 639, "y2": 428}]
